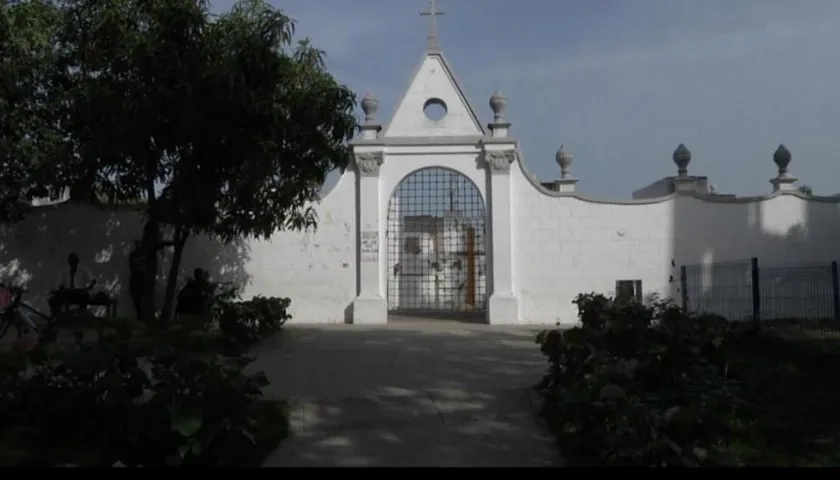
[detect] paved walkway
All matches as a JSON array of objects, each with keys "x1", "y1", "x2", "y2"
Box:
[{"x1": 250, "y1": 319, "x2": 564, "y2": 467}]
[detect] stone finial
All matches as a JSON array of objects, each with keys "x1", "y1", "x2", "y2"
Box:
[
  {"x1": 770, "y1": 144, "x2": 797, "y2": 192},
  {"x1": 487, "y1": 91, "x2": 511, "y2": 138},
  {"x1": 773, "y1": 144, "x2": 792, "y2": 176},
  {"x1": 358, "y1": 93, "x2": 382, "y2": 140},
  {"x1": 361, "y1": 93, "x2": 379, "y2": 124},
  {"x1": 552, "y1": 145, "x2": 579, "y2": 193},
  {"x1": 555, "y1": 145, "x2": 573, "y2": 178},
  {"x1": 673, "y1": 144, "x2": 691, "y2": 177},
  {"x1": 489, "y1": 91, "x2": 507, "y2": 122}
]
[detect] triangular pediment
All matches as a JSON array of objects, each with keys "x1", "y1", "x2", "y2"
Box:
[{"x1": 383, "y1": 52, "x2": 486, "y2": 138}]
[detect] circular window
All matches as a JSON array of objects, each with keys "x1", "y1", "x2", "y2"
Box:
[{"x1": 423, "y1": 98, "x2": 447, "y2": 121}]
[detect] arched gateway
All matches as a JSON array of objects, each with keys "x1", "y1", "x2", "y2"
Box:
[
  {"x1": 348, "y1": 0, "x2": 519, "y2": 326},
  {"x1": 386, "y1": 167, "x2": 487, "y2": 318}
]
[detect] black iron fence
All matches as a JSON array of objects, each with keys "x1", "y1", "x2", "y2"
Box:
[{"x1": 680, "y1": 258, "x2": 840, "y2": 332}]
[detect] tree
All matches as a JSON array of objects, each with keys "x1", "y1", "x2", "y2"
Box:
[
  {"x1": 55, "y1": 0, "x2": 357, "y2": 323},
  {"x1": 798, "y1": 185, "x2": 813, "y2": 196},
  {"x1": 0, "y1": 0, "x2": 64, "y2": 222}
]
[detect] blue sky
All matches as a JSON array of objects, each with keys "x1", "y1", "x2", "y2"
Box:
[{"x1": 211, "y1": 0, "x2": 840, "y2": 198}]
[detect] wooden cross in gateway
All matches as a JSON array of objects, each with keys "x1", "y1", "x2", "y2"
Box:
[{"x1": 419, "y1": 0, "x2": 445, "y2": 50}]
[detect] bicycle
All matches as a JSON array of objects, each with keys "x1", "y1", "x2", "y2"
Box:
[
  {"x1": 0, "y1": 284, "x2": 95, "y2": 343},
  {"x1": 0, "y1": 284, "x2": 42, "y2": 342}
]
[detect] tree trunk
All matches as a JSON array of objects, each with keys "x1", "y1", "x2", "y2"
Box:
[
  {"x1": 141, "y1": 171, "x2": 159, "y2": 326},
  {"x1": 140, "y1": 219, "x2": 160, "y2": 325},
  {"x1": 160, "y1": 227, "x2": 189, "y2": 325},
  {"x1": 68, "y1": 179, "x2": 95, "y2": 203}
]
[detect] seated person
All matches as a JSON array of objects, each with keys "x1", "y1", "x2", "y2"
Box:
[
  {"x1": 48, "y1": 252, "x2": 98, "y2": 318},
  {"x1": 176, "y1": 268, "x2": 214, "y2": 316}
]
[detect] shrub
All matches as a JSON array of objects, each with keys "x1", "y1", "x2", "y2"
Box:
[
  {"x1": 143, "y1": 342, "x2": 270, "y2": 465},
  {"x1": 215, "y1": 291, "x2": 291, "y2": 346},
  {"x1": 535, "y1": 293, "x2": 748, "y2": 466},
  {"x1": 0, "y1": 326, "x2": 272, "y2": 466}
]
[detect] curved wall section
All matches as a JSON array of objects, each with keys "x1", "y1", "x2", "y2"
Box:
[{"x1": 511, "y1": 157, "x2": 840, "y2": 325}]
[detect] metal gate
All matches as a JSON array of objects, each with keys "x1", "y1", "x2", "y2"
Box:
[{"x1": 386, "y1": 167, "x2": 487, "y2": 318}]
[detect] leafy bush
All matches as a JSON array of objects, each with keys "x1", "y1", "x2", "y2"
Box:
[
  {"x1": 0, "y1": 326, "x2": 273, "y2": 466},
  {"x1": 215, "y1": 290, "x2": 291, "y2": 346},
  {"x1": 535, "y1": 293, "x2": 749, "y2": 466},
  {"x1": 143, "y1": 342, "x2": 270, "y2": 465}
]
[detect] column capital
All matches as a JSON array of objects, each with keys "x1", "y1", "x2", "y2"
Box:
[
  {"x1": 485, "y1": 150, "x2": 515, "y2": 174},
  {"x1": 355, "y1": 152, "x2": 384, "y2": 177}
]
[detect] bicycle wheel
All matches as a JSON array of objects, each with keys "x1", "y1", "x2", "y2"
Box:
[
  {"x1": 0, "y1": 315, "x2": 23, "y2": 342},
  {"x1": 16, "y1": 304, "x2": 55, "y2": 340}
]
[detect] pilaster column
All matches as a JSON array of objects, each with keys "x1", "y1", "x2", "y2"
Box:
[
  {"x1": 485, "y1": 149, "x2": 519, "y2": 324},
  {"x1": 352, "y1": 151, "x2": 388, "y2": 325}
]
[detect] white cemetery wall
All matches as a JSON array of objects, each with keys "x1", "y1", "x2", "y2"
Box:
[
  {"x1": 0, "y1": 172, "x2": 358, "y2": 324},
  {"x1": 510, "y1": 161, "x2": 840, "y2": 326}
]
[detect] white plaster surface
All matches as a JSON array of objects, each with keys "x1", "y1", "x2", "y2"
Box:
[
  {"x1": 511, "y1": 161, "x2": 840, "y2": 325},
  {"x1": 384, "y1": 54, "x2": 484, "y2": 138},
  {"x1": 0, "y1": 173, "x2": 358, "y2": 325}
]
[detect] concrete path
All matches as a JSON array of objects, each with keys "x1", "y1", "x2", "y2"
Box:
[{"x1": 250, "y1": 319, "x2": 564, "y2": 467}]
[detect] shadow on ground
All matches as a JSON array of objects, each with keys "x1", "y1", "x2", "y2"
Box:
[{"x1": 249, "y1": 320, "x2": 563, "y2": 467}]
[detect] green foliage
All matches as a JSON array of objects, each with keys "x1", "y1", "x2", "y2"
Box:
[
  {"x1": 203, "y1": 0, "x2": 358, "y2": 240},
  {"x1": 0, "y1": 325, "x2": 275, "y2": 466},
  {"x1": 0, "y1": 0, "x2": 358, "y2": 323},
  {"x1": 213, "y1": 284, "x2": 291, "y2": 346},
  {"x1": 2, "y1": 0, "x2": 357, "y2": 323},
  {"x1": 145, "y1": 341, "x2": 270, "y2": 465},
  {"x1": 0, "y1": 0, "x2": 65, "y2": 222},
  {"x1": 536, "y1": 293, "x2": 749, "y2": 466},
  {"x1": 53, "y1": 0, "x2": 357, "y2": 236}
]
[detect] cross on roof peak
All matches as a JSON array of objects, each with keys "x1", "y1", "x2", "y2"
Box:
[{"x1": 419, "y1": 0, "x2": 445, "y2": 50}]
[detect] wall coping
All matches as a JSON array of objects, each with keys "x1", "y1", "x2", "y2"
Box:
[{"x1": 514, "y1": 147, "x2": 840, "y2": 205}]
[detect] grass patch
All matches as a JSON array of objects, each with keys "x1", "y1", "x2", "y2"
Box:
[{"x1": 716, "y1": 335, "x2": 840, "y2": 466}]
